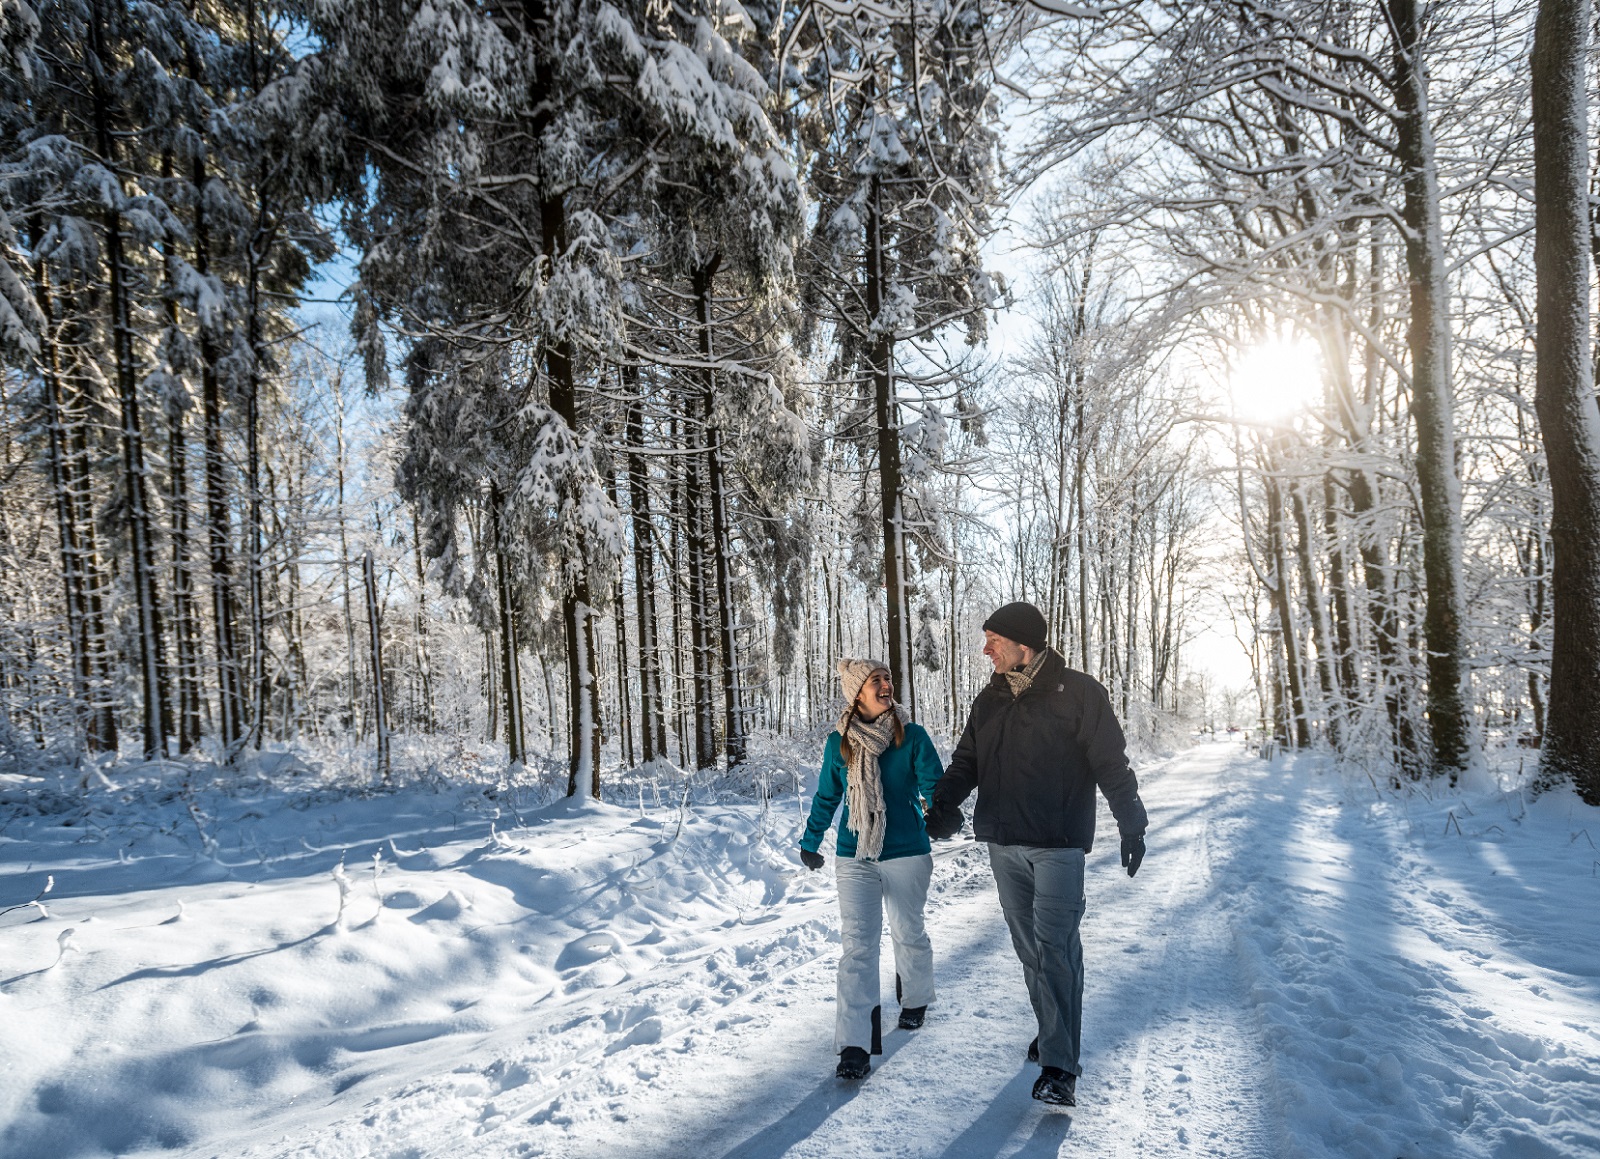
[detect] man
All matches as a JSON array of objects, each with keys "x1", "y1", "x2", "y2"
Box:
[{"x1": 924, "y1": 601, "x2": 1147, "y2": 1107}]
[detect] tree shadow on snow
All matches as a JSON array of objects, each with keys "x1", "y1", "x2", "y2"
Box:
[
  {"x1": 934, "y1": 1068, "x2": 1071, "y2": 1159},
  {"x1": 90, "y1": 927, "x2": 323, "y2": 989},
  {"x1": 713, "y1": 1033, "x2": 914, "y2": 1159}
]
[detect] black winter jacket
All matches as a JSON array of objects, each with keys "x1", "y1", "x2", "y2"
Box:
[{"x1": 933, "y1": 648, "x2": 1147, "y2": 851}]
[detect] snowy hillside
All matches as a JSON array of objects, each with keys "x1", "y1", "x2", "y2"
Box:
[{"x1": 2, "y1": 742, "x2": 1597, "y2": 1159}]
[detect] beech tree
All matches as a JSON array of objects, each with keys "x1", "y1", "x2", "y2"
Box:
[{"x1": 1530, "y1": 0, "x2": 1600, "y2": 801}]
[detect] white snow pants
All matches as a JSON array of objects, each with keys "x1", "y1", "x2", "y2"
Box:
[{"x1": 833, "y1": 853, "x2": 935, "y2": 1054}]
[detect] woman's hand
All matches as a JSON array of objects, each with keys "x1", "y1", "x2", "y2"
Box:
[{"x1": 800, "y1": 848, "x2": 824, "y2": 870}]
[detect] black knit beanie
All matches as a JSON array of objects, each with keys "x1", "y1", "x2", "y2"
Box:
[{"x1": 982, "y1": 601, "x2": 1048, "y2": 652}]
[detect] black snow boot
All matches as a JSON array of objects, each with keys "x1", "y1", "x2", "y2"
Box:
[
  {"x1": 837, "y1": 1047, "x2": 871, "y2": 1080},
  {"x1": 871, "y1": 1005, "x2": 883, "y2": 1054},
  {"x1": 897, "y1": 1006, "x2": 926, "y2": 1030},
  {"x1": 1027, "y1": 1036, "x2": 1039, "y2": 1063},
  {"x1": 1032, "y1": 1066, "x2": 1076, "y2": 1106}
]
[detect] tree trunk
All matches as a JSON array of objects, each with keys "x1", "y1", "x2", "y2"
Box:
[
  {"x1": 1322, "y1": 472, "x2": 1359, "y2": 722},
  {"x1": 168, "y1": 402, "x2": 203, "y2": 751},
  {"x1": 34, "y1": 268, "x2": 103, "y2": 753},
  {"x1": 604, "y1": 468, "x2": 634, "y2": 767},
  {"x1": 364, "y1": 550, "x2": 390, "y2": 781},
  {"x1": 625, "y1": 375, "x2": 667, "y2": 763},
  {"x1": 1342, "y1": 231, "x2": 1420, "y2": 772},
  {"x1": 1520, "y1": 524, "x2": 1549, "y2": 742},
  {"x1": 1387, "y1": 0, "x2": 1469, "y2": 776},
  {"x1": 669, "y1": 416, "x2": 689, "y2": 766},
  {"x1": 484, "y1": 627, "x2": 498, "y2": 744},
  {"x1": 681, "y1": 376, "x2": 721, "y2": 770},
  {"x1": 1265, "y1": 459, "x2": 1311, "y2": 747},
  {"x1": 489, "y1": 487, "x2": 526, "y2": 766},
  {"x1": 64, "y1": 313, "x2": 120, "y2": 752},
  {"x1": 1288, "y1": 466, "x2": 1340, "y2": 748},
  {"x1": 865, "y1": 172, "x2": 914, "y2": 715},
  {"x1": 694, "y1": 257, "x2": 749, "y2": 767},
  {"x1": 90, "y1": 0, "x2": 169, "y2": 759},
  {"x1": 194, "y1": 169, "x2": 246, "y2": 754},
  {"x1": 329, "y1": 373, "x2": 362, "y2": 735},
  {"x1": 157, "y1": 156, "x2": 203, "y2": 754},
  {"x1": 410, "y1": 508, "x2": 436, "y2": 733},
  {"x1": 1532, "y1": 0, "x2": 1600, "y2": 802},
  {"x1": 245, "y1": 243, "x2": 269, "y2": 748}
]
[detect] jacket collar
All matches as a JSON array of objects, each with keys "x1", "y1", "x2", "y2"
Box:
[{"x1": 986, "y1": 646, "x2": 1067, "y2": 695}]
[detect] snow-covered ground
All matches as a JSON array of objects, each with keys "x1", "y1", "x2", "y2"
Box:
[{"x1": 2, "y1": 740, "x2": 1597, "y2": 1159}]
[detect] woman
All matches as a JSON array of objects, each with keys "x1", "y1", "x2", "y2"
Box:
[{"x1": 799, "y1": 658, "x2": 945, "y2": 1080}]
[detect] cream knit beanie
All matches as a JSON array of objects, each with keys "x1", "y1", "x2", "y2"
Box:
[{"x1": 837, "y1": 657, "x2": 890, "y2": 709}]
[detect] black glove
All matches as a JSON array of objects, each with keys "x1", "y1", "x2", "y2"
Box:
[
  {"x1": 799, "y1": 848, "x2": 824, "y2": 871},
  {"x1": 1121, "y1": 833, "x2": 1146, "y2": 878},
  {"x1": 923, "y1": 801, "x2": 963, "y2": 840}
]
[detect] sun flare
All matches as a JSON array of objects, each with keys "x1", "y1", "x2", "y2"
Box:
[{"x1": 1228, "y1": 337, "x2": 1323, "y2": 424}]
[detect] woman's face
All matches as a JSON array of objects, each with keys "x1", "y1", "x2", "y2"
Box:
[{"x1": 856, "y1": 669, "x2": 894, "y2": 718}]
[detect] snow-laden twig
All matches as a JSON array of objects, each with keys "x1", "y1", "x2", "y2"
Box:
[
  {"x1": 186, "y1": 800, "x2": 218, "y2": 858},
  {"x1": 0, "y1": 875, "x2": 53, "y2": 921},
  {"x1": 672, "y1": 784, "x2": 692, "y2": 844},
  {"x1": 370, "y1": 850, "x2": 385, "y2": 908},
  {"x1": 49, "y1": 928, "x2": 78, "y2": 968},
  {"x1": 331, "y1": 860, "x2": 353, "y2": 931}
]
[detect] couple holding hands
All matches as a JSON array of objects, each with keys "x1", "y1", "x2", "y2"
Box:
[{"x1": 799, "y1": 601, "x2": 1149, "y2": 1107}]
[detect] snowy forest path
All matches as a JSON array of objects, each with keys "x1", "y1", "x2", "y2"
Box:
[
  {"x1": 283, "y1": 743, "x2": 1284, "y2": 1159},
  {"x1": 52, "y1": 739, "x2": 1586, "y2": 1159}
]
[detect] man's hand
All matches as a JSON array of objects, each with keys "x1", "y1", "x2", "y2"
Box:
[
  {"x1": 923, "y1": 801, "x2": 963, "y2": 840},
  {"x1": 1120, "y1": 833, "x2": 1145, "y2": 878},
  {"x1": 800, "y1": 848, "x2": 824, "y2": 871}
]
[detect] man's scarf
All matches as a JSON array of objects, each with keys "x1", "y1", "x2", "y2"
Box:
[
  {"x1": 835, "y1": 703, "x2": 908, "y2": 861},
  {"x1": 1003, "y1": 647, "x2": 1051, "y2": 699}
]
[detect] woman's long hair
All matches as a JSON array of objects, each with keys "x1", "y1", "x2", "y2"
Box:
[{"x1": 838, "y1": 697, "x2": 905, "y2": 763}]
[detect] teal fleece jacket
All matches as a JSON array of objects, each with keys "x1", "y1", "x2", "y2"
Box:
[{"x1": 801, "y1": 721, "x2": 944, "y2": 860}]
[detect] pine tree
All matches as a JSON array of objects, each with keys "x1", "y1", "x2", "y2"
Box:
[{"x1": 792, "y1": 0, "x2": 1014, "y2": 714}]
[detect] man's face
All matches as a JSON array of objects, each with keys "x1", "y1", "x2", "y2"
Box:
[{"x1": 983, "y1": 630, "x2": 1032, "y2": 674}]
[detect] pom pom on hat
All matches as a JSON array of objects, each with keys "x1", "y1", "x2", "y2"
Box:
[
  {"x1": 837, "y1": 657, "x2": 890, "y2": 708},
  {"x1": 982, "y1": 601, "x2": 1048, "y2": 652}
]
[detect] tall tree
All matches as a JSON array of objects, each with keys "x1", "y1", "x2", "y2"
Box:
[
  {"x1": 793, "y1": 0, "x2": 1014, "y2": 712},
  {"x1": 1531, "y1": 0, "x2": 1600, "y2": 801}
]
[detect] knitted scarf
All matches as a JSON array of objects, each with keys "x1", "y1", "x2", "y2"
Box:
[
  {"x1": 1003, "y1": 646, "x2": 1051, "y2": 699},
  {"x1": 835, "y1": 703, "x2": 908, "y2": 861}
]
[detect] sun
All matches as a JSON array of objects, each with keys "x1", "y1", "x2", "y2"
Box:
[{"x1": 1228, "y1": 337, "x2": 1323, "y2": 425}]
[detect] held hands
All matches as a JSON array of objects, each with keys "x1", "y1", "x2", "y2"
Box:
[
  {"x1": 1121, "y1": 833, "x2": 1146, "y2": 878},
  {"x1": 800, "y1": 848, "x2": 824, "y2": 871},
  {"x1": 923, "y1": 800, "x2": 964, "y2": 841}
]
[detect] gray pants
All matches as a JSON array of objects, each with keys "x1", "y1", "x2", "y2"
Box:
[
  {"x1": 988, "y1": 843, "x2": 1087, "y2": 1076},
  {"x1": 833, "y1": 853, "x2": 935, "y2": 1053}
]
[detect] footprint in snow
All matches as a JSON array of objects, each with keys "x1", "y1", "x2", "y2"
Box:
[{"x1": 604, "y1": 1017, "x2": 664, "y2": 1055}]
